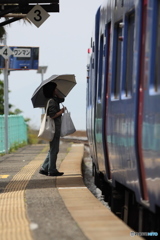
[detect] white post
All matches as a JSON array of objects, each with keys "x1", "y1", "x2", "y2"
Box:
[
  {"x1": 37, "y1": 66, "x2": 47, "y2": 114},
  {"x1": 41, "y1": 67, "x2": 44, "y2": 83},
  {"x1": 41, "y1": 68, "x2": 45, "y2": 114},
  {"x1": 3, "y1": 35, "x2": 9, "y2": 153}
]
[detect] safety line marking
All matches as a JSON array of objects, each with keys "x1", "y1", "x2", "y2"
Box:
[
  {"x1": 0, "y1": 150, "x2": 47, "y2": 240},
  {"x1": 58, "y1": 187, "x2": 87, "y2": 189},
  {"x1": 0, "y1": 175, "x2": 9, "y2": 178}
]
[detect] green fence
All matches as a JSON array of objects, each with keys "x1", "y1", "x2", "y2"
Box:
[{"x1": 0, "y1": 115, "x2": 28, "y2": 153}]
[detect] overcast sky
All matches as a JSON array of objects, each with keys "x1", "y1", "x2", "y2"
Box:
[{"x1": 4, "y1": 0, "x2": 101, "y2": 130}]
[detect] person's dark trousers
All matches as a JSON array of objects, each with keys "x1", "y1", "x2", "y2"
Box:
[{"x1": 41, "y1": 134, "x2": 60, "y2": 173}]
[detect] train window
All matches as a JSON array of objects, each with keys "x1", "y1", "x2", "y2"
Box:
[
  {"x1": 105, "y1": 21, "x2": 111, "y2": 94},
  {"x1": 123, "y1": 13, "x2": 135, "y2": 97},
  {"x1": 115, "y1": 0, "x2": 124, "y2": 8},
  {"x1": 97, "y1": 35, "x2": 104, "y2": 99},
  {"x1": 112, "y1": 22, "x2": 122, "y2": 99},
  {"x1": 87, "y1": 80, "x2": 90, "y2": 107},
  {"x1": 91, "y1": 38, "x2": 92, "y2": 48},
  {"x1": 87, "y1": 46, "x2": 92, "y2": 106},
  {"x1": 92, "y1": 42, "x2": 95, "y2": 53}
]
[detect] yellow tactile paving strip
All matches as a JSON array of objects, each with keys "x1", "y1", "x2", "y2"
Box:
[
  {"x1": 57, "y1": 144, "x2": 142, "y2": 240},
  {"x1": 0, "y1": 175, "x2": 9, "y2": 179},
  {"x1": 0, "y1": 149, "x2": 47, "y2": 240}
]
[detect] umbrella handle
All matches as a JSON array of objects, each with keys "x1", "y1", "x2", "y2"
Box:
[
  {"x1": 61, "y1": 103, "x2": 66, "y2": 109},
  {"x1": 61, "y1": 103, "x2": 67, "y2": 112}
]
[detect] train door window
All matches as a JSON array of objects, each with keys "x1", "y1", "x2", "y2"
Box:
[
  {"x1": 112, "y1": 21, "x2": 122, "y2": 99},
  {"x1": 105, "y1": 22, "x2": 111, "y2": 84},
  {"x1": 89, "y1": 61, "x2": 93, "y2": 106},
  {"x1": 86, "y1": 63, "x2": 90, "y2": 106},
  {"x1": 123, "y1": 13, "x2": 135, "y2": 98},
  {"x1": 154, "y1": 1, "x2": 160, "y2": 92},
  {"x1": 97, "y1": 35, "x2": 104, "y2": 100}
]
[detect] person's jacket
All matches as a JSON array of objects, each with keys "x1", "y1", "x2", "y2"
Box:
[{"x1": 47, "y1": 96, "x2": 64, "y2": 137}]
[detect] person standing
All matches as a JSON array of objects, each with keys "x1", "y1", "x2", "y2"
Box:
[{"x1": 39, "y1": 82, "x2": 65, "y2": 176}]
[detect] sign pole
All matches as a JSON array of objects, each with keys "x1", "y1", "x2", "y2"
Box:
[
  {"x1": 3, "y1": 35, "x2": 9, "y2": 153},
  {"x1": 37, "y1": 66, "x2": 47, "y2": 114}
]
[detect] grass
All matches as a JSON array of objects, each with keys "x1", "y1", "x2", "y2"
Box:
[
  {"x1": 9, "y1": 141, "x2": 27, "y2": 153},
  {"x1": 28, "y1": 128, "x2": 39, "y2": 144}
]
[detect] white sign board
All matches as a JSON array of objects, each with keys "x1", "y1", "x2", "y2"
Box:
[
  {"x1": 27, "y1": 5, "x2": 50, "y2": 28},
  {"x1": 0, "y1": 46, "x2": 13, "y2": 59},
  {"x1": 13, "y1": 48, "x2": 31, "y2": 58}
]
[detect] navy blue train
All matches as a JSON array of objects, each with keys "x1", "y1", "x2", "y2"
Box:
[{"x1": 86, "y1": 0, "x2": 160, "y2": 236}]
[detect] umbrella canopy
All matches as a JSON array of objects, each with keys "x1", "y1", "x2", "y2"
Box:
[{"x1": 31, "y1": 74, "x2": 76, "y2": 108}]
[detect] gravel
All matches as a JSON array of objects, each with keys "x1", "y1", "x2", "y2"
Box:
[{"x1": 82, "y1": 145, "x2": 109, "y2": 209}]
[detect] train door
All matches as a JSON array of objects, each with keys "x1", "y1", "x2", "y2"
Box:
[
  {"x1": 103, "y1": 22, "x2": 111, "y2": 180},
  {"x1": 142, "y1": 0, "x2": 160, "y2": 212},
  {"x1": 136, "y1": 0, "x2": 148, "y2": 201},
  {"x1": 92, "y1": 8, "x2": 100, "y2": 171},
  {"x1": 86, "y1": 46, "x2": 92, "y2": 150},
  {"x1": 95, "y1": 33, "x2": 106, "y2": 173}
]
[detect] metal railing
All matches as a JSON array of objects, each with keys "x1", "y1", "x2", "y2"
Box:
[{"x1": 0, "y1": 115, "x2": 28, "y2": 153}]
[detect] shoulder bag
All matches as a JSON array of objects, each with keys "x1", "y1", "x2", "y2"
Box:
[{"x1": 38, "y1": 99, "x2": 55, "y2": 141}]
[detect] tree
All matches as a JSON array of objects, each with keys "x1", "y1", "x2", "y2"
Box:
[
  {"x1": 0, "y1": 79, "x2": 13, "y2": 114},
  {"x1": 0, "y1": 13, "x2": 30, "y2": 40},
  {"x1": 13, "y1": 108, "x2": 23, "y2": 115},
  {"x1": 0, "y1": 79, "x2": 23, "y2": 115},
  {"x1": 0, "y1": 5, "x2": 31, "y2": 41},
  {"x1": 0, "y1": 27, "x2": 6, "y2": 40}
]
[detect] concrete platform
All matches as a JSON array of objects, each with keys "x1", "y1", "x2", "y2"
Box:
[{"x1": 0, "y1": 142, "x2": 143, "y2": 240}]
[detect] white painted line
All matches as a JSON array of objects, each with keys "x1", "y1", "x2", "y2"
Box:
[{"x1": 58, "y1": 187, "x2": 87, "y2": 189}]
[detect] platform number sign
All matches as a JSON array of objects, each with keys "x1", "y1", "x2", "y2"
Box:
[
  {"x1": 27, "y1": 5, "x2": 50, "y2": 28},
  {"x1": 0, "y1": 46, "x2": 13, "y2": 59}
]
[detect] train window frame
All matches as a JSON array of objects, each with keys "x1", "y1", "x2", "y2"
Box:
[
  {"x1": 104, "y1": 21, "x2": 111, "y2": 96},
  {"x1": 92, "y1": 41, "x2": 95, "y2": 69},
  {"x1": 86, "y1": 63, "x2": 90, "y2": 107},
  {"x1": 111, "y1": 20, "x2": 123, "y2": 100},
  {"x1": 149, "y1": 0, "x2": 160, "y2": 95},
  {"x1": 87, "y1": 38, "x2": 93, "y2": 108},
  {"x1": 97, "y1": 34, "x2": 104, "y2": 101},
  {"x1": 121, "y1": 12, "x2": 135, "y2": 100}
]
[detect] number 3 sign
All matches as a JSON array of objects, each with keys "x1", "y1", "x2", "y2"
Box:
[{"x1": 27, "y1": 5, "x2": 50, "y2": 28}]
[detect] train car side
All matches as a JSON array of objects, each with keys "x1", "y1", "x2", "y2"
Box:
[{"x1": 86, "y1": 0, "x2": 160, "y2": 236}]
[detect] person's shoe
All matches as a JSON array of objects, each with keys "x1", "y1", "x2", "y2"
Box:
[
  {"x1": 48, "y1": 170, "x2": 64, "y2": 176},
  {"x1": 39, "y1": 169, "x2": 48, "y2": 176}
]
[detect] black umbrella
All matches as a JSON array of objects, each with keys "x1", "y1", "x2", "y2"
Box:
[{"x1": 31, "y1": 74, "x2": 76, "y2": 108}]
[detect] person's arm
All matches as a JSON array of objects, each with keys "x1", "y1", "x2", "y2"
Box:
[
  {"x1": 51, "y1": 107, "x2": 65, "y2": 119},
  {"x1": 48, "y1": 98, "x2": 66, "y2": 119}
]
